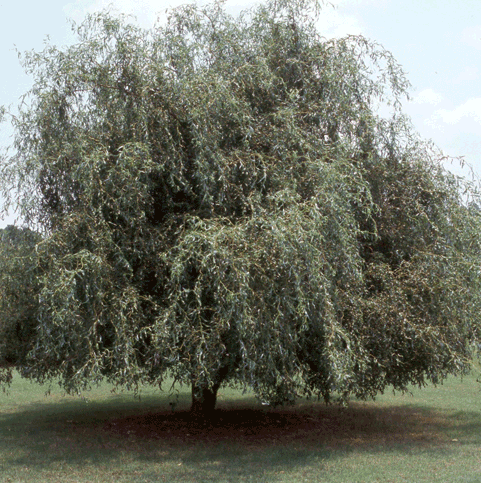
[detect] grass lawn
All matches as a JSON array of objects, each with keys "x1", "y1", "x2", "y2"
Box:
[{"x1": 0, "y1": 371, "x2": 480, "y2": 483}]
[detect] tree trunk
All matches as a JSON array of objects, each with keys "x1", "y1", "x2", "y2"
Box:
[
  {"x1": 190, "y1": 363, "x2": 233, "y2": 418},
  {"x1": 191, "y1": 382, "x2": 220, "y2": 418}
]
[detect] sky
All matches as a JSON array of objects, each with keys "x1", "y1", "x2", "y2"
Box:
[{"x1": 1, "y1": 0, "x2": 480, "y2": 227}]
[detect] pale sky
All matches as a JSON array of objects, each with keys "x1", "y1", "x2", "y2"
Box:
[{"x1": 1, "y1": 0, "x2": 480, "y2": 227}]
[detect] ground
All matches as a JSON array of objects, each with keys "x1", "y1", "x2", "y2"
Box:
[{"x1": 103, "y1": 400, "x2": 445, "y2": 448}]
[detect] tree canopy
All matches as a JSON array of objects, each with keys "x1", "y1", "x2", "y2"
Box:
[{"x1": 1, "y1": 0, "x2": 481, "y2": 416}]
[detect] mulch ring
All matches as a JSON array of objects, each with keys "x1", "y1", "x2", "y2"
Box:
[{"x1": 102, "y1": 402, "x2": 448, "y2": 448}]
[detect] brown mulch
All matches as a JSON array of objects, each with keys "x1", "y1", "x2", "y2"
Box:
[{"x1": 102, "y1": 402, "x2": 447, "y2": 449}]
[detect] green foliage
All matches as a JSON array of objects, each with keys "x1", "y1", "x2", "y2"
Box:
[
  {"x1": 1, "y1": 0, "x2": 480, "y2": 406},
  {"x1": 0, "y1": 226, "x2": 42, "y2": 384}
]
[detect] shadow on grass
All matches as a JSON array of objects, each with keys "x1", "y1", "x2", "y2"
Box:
[
  {"x1": 107, "y1": 399, "x2": 481, "y2": 449},
  {"x1": 1, "y1": 391, "x2": 480, "y2": 482}
]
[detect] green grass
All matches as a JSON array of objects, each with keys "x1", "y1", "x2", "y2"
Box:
[{"x1": 1, "y1": 373, "x2": 481, "y2": 483}]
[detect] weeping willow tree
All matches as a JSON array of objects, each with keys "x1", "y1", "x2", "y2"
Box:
[{"x1": 1, "y1": 0, "x2": 480, "y2": 416}]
